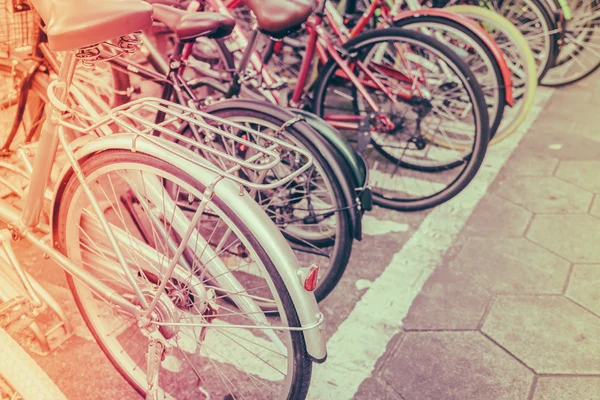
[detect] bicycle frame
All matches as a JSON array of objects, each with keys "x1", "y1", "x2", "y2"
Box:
[{"x1": 208, "y1": 0, "x2": 419, "y2": 132}]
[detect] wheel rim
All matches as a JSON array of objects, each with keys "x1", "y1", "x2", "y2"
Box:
[{"x1": 61, "y1": 155, "x2": 296, "y2": 399}]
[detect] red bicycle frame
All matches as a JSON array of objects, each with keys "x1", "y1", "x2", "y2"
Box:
[
  {"x1": 204, "y1": 0, "x2": 424, "y2": 131},
  {"x1": 331, "y1": 0, "x2": 514, "y2": 105}
]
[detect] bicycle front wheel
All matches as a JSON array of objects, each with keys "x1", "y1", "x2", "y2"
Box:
[
  {"x1": 313, "y1": 28, "x2": 490, "y2": 211},
  {"x1": 55, "y1": 150, "x2": 312, "y2": 399},
  {"x1": 0, "y1": 327, "x2": 67, "y2": 400}
]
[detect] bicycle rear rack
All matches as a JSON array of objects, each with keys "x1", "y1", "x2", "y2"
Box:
[{"x1": 64, "y1": 97, "x2": 314, "y2": 191}]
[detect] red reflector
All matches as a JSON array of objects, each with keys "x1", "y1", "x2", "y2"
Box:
[{"x1": 304, "y1": 265, "x2": 320, "y2": 292}]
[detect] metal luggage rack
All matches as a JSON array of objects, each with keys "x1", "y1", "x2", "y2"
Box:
[{"x1": 71, "y1": 97, "x2": 314, "y2": 191}]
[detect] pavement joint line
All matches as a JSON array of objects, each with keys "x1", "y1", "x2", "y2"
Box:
[
  {"x1": 479, "y1": 328, "x2": 537, "y2": 376},
  {"x1": 563, "y1": 295, "x2": 600, "y2": 320},
  {"x1": 306, "y1": 87, "x2": 556, "y2": 400},
  {"x1": 527, "y1": 375, "x2": 539, "y2": 400},
  {"x1": 522, "y1": 234, "x2": 574, "y2": 265},
  {"x1": 476, "y1": 293, "x2": 496, "y2": 331},
  {"x1": 561, "y1": 264, "x2": 575, "y2": 295}
]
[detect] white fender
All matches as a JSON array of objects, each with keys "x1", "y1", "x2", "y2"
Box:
[{"x1": 51, "y1": 133, "x2": 327, "y2": 362}]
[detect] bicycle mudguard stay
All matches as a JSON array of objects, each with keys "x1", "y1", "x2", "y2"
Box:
[
  {"x1": 202, "y1": 100, "x2": 369, "y2": 241},
  {"x1": 49, "y1": 133, "x2": 328, "y2": 362},
  {"x1": 393, "y1": 9, "x2": 514, "y2": 106}
]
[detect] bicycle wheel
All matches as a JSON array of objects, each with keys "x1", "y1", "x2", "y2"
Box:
[
  {"x1": 197, "y1": 103, "x2": 354, "y2": 304},
  {"x1": 55, "y1": 150, "x2": 312, "y2": 399},
  {"x1": 313, "y1": 28, "x2": 490, "y2": 211},
  {"x1": 0, "y1": 327, "x2": 67, "y2": 400},
  {"x1": 542, "y1": 0, "x2": 600, "y2": 86},
  {"x1": 467, "y1": 0, "x2": 558, "y2": 81},
  {"x1": 392, "y1": 15, "x2": 507, "y2": 139},
  {"x1": 448, "y1": 5, "x2": 539, "y2": 144}
]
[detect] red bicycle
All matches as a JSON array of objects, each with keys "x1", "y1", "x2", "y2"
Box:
[{"x1": 170, "y1": 0, "x2": 491, "y2": 211}]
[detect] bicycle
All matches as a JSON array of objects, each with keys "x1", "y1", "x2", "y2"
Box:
[
  {"x1": 1, "y1": 2, "x2": 363, "y2": 304},
  {"x1": 0, "y1": 1, "x2": 327, "y2": 398},
  {"x1": 168, "y1": 0, "x2": 491, "y2": 212}
]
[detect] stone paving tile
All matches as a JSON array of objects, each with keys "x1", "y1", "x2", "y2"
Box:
[
  {"x1": 354, "y1": 376, "x2": 405, "y2": 400},
  {"x1": 482, "y1": 296, "x2": 600, "y2": 374},
  {"x1": 528, "y1": 215, "x2": 600, "y2": 263},
  {"x1": 493, "y1": 176, "x2": 593, "y2": 214},
  {"x1": 449, "y1": 237, "x2": 570, "y2": 294},
  {"x1": 540, "y1": 91, "x2": 594, "y2": 121},
  {"x1": 555, "y1": 160, "x2": 600, "y2": 192},
  {"x1": 461, "y1": 194, "x2": 532, "y2": 237},
  {"x1": 566, "y1": 264, "x2": 600, "y2": 316},
  {"x1": 527, "y1": 117, "x2": 577, "y2": 137},
  {"x1": 402, "y1": 267, "x2": 491, "y2": 330},
  {"x1": 381, "y1": 331, "x2": 533, "y2": 400},
  {"x1": 501, "y1": 149, "x2": 559, "y2": 177},
  {"x1": 519, "y1": 130, "x2": 600, "y2": 161},
  {"x1": 532, "y1": 376, "x2": 600, "y2": 400},
  {"x1": 574, "y1": 121, "x2": 600, "y2": 144}
]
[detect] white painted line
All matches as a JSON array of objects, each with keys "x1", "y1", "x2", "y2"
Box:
[
  {"x1": 361, "y1": 214, "x2": 409, "y2": 236},
  {"x1": 307, "y1": 87, "x2": 554, "y2": 400}
]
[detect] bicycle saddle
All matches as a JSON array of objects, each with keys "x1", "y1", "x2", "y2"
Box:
[
  {"x1": 30, "y1": 0, "x2": 153, "y2": 52},
  {"x1": 242, "y1": 0, "x2": 314, "y2": 38},
  {"x1": 152, "y1": 4, "x2": 236, "y2": 41}
]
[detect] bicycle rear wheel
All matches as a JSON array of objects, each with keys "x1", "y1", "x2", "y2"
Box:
[
  {"x1": 199, "y1": 103, "x2": 354, "y2": 304},
  {"x1": 0, "y1": 327, "x2": 67, "y2": 400},
  {"x1": 448, "y1": 5, "x2": 539, "y2": 145},
  {"x1": 392, "y1": 15, "x2": 507, "y2": 139},
  {"x1": 55, "y1": 150, "x2": 312, "y2": 399},
  {"x1": 541, "y1": 0, "x2": 600, "y2": 86},
  {"x1": 313, "y1": 28, "x2": 490, "y2": 211},
  {"x1": 469, "y1": 0, "x2": 559, "y2": 81}
]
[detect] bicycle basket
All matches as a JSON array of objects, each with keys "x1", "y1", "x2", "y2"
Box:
[{"x1": 0, "y1": 0, "x2": 39, "y2": 58}]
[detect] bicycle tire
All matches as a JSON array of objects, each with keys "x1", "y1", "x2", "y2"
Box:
[
  {"x1": 466, "y1": 0, "x2": 559, "y2": 81},
  {"x1": 55, "y1": 150, "x2": 312, "y2": 399},
  {"x1": 391, "y1": 15, "x2": 507, "y2": 139},
  {"x1": 313, "y1": 27, "x2": 490, "y2": 211},
  {"x1": 0, "y1": 327, "x2": 67, "y2": 400},
  {"x1": 448, "y1": 5, "x2": 539, "y2": 145},
  {"x1": 541, "y1": 0, "x2": 600, "y2": 86},
  {"x1": 202, "y1": 104, "x2": 354, "y2": 303}
]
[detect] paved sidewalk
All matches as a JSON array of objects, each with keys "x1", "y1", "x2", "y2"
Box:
[{"x1": 352, "y1": 80, "x2": 600, "y2": 398}]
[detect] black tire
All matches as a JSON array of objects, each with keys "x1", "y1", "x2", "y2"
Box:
[
  {"x1": 54, "y1": 150, "x2": 312, "y2": 399},
  {"x1": 312, "y1": 28, "x2": 490, "y2": 211},
  {"x1": 392, "y1": 15, "x2": 507, "y2": 140},
  {"x1": 187, "y1": 105, "x2": 354, "y2": 303}
]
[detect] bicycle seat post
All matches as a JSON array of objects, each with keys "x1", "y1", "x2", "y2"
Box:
[{"x1": 20, "y1": 51, "x2": 78, "y2": 229}]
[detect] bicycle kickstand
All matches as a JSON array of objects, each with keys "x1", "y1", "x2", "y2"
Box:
[{"x1": 146, "y1": 332, "x2": 167, "y2": 400}]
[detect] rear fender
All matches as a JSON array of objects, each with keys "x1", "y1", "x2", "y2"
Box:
[
  {"x1": 393, "y1": 9, "x2": 514, "y2": 106},
  {"x1": 50, "y1": 133, "x2": 327, "y2": 362}
]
